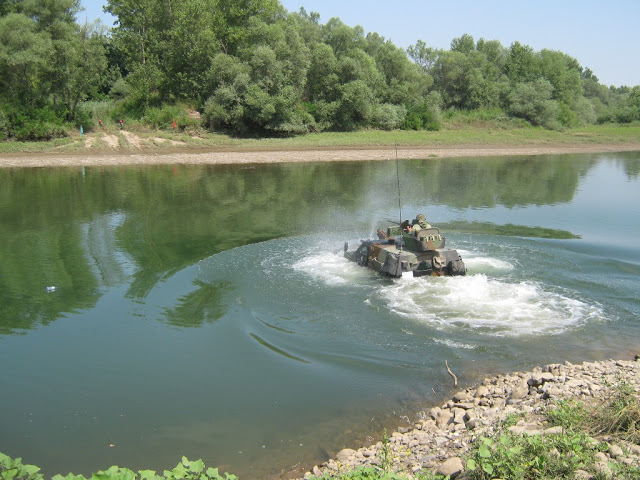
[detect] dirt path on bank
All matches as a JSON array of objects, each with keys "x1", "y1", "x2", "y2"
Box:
[{"x1": 1, "y1": 142, "x2": 640, "y2": 168}]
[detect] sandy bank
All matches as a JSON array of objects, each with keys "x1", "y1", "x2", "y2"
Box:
[{"x1": 1, "y1": 143, "x2": 640, "y2": 168}]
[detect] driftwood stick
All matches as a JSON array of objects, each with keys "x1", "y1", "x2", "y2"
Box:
[{"x1": 445, "y1": 360, "x2": 458, "y2": 387}]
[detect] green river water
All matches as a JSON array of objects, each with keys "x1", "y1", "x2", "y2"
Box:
[{"x1": 1, "y1": 152, "x2": 639, "y2": 478}]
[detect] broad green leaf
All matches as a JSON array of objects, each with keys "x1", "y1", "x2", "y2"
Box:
[
  {"x1": 91, "y1": 472, "x2": 111, "y2": 480},
  {"x1": 482, "y1": 463, "x2": 494, "y2": 475},
  {"x1": 205, "y1": 468, "x2": 221, "y2": 480},
  {"x1": 138, "y1": 470, "x2": 159, "y2": 480},
  {"x1": 189, "y1": 460, "x2": 204, "y2": 474},
  {"x1": 478, "y1": 444, "x2": 492, "y2": 458},
  {"x1": 2, "y1": 468, "x2": 18, "y2": 480},
  {"x1": 171, "y1": 463, "x2": 187, "y2": 479},
  {"x1": 119, "y1": 468, "x2": 136, "y2": 480}
]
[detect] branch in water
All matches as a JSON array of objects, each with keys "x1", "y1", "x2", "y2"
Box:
[{"x1": 445, "y1": 360, "x2": 458, "y2": 387}]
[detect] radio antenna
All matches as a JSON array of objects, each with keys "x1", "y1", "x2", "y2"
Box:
[{"x1": 396, "y1": 144, "x2": 402, "y2": 226}]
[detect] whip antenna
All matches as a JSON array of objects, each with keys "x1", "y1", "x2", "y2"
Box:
[{"x1": 396, "y1": 145, "x2": 402, "y2": 225}]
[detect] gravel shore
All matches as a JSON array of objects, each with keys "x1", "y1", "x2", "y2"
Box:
[{"x1": 302, "y1": 356, "x2": 640, "y2": 479}]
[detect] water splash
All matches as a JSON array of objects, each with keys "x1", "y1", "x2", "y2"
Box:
[
  {"x1": 380, "y1": 272, "x2": 604, "y2": 337},
  {"x1": 292, "y1": 240, "x2": 605, "y2": 338}
]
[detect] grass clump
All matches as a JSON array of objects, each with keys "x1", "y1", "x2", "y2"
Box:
[
  {"x1": 597, "y1": 379, "x2": 640, "y2": 443},
  {"x1": 465, "y1": 432, "x2": 596, "y2": 480},
  {"x1": 546, "y1": 377, "x2": 640, "y2": 443}
]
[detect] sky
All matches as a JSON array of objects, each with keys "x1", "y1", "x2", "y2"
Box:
[{"x1": 79, "y1": 0, "x2": 640, "y2": 87}]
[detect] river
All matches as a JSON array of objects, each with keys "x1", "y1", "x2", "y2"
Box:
[{"x1": 0, "y1": 152, "x2": 639, "y2": 478}]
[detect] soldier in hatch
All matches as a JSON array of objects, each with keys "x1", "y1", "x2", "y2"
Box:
[{"x1": 411, "y1": 213, "x2": 431, "y2": 236}]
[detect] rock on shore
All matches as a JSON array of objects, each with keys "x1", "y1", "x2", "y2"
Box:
[{"x1": 302, "y1": 357, "x2": 640, "y2": 479}]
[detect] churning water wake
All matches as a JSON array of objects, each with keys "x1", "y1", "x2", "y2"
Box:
[{"x1": 291, "y1": 236, "x2": 605, "y2": 338}]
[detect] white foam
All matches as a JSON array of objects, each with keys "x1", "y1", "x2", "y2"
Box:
[
  {"x1": 463, "y1": 256, "x2": 515, "y2": 273},
  {"x1": 433, "y1": 338, "x2": 475, "y2": 349},
  {"x1": 292, "y1": 250, "x2": 369, "y2": 285},
  {"x1": 380, "y1": 274, "x2": 604, "y2": 337}
]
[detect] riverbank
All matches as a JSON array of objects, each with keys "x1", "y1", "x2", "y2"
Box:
[
  {"x1": 2, "y1": 142, "x2": 640, "y2": 168},
  {"x1": 300, "y1": 355, "x2": 640, "y2": 479},
  {"x1": 1, "y1": 124, "x2": 640, "y2": 168}
]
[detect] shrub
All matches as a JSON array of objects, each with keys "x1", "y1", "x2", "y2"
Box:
[
  {"x1": 4, "y1": 106, "x2": 67, "y2": 141},
  {"x1": 507, "y1": 79, "x2": 560, "y2": 128},
  {"x1": 0, "y1": 108, "x2": 8, "y2": 141},
  {"x1": 76, "y1": 100, "x2": 117, "y2": 129},
  {"x1": 402, "y1": 92, "x2": 441, "y2": 131},
  {"x1": 143, "y1": 104, "x2": 200, "y2": 130},
  {"x1": 371, "y1": 104, "x2": 406, "y2": 130}
]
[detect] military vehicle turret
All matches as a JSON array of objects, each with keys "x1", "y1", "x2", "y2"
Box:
[{"x1": 344, "y1": 214, "x2": 466, "y2": 278}]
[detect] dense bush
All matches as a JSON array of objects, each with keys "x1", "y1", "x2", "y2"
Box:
[
  {"x1": 0, "y1": 105, "x2": 67, "y2": 141},
  {"x1": 143, "y1": 104, "x2": 200, "y2": 130}
]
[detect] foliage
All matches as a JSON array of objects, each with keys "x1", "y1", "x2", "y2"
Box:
[
  {"x1": 308, "y1": 466, "x2": 409, "y2": 480},
  {"x1": 375, "y1": 429, "x2": 393, "y2": 473},
  {"x1": 439, "y1": 221, "x2": 580, "y2": 239},
  {"x1": 548, "y1": 377, "x2": 640, "y2": 444},
  {"x1": 0, "y1": 452, "x2": 43, "y2": 480},
  {"x1": 0, "y1": 455, "x2": 236, "y2": 480},
  {"x1": 544, "y1": 378, "x2": 640, "y2": 445},
  {"x1": 0, "y1": 103, "x2": 66, "y2": 140},
  {"x1": 143, "y1": 104, "x2": 199, "y2": 130},
  {"x1": 403, "y1": 92, "x2": 441, "y2": 131},
  {"x1": 1, "y1": 1, "x2": 640, "y2": 139},
  {"x1": 599, "y1": 379, "x2": 640, "y2": 443},
  {"x1": 465, "y1": 431, "x2": 596, "y2": 480},
  {"x1": 507, "y1": 79, "x2": 560, "y2": 128},
  {"x1": 464, "y1": 377, "x2": 640, "y2": 480}
]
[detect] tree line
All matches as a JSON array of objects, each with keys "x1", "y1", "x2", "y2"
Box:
[{"x1": 1, "y1": 0, "x2": 639, "y2": 141}]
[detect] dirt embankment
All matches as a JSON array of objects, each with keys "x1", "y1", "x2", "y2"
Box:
[{"x1": 1, "y1": 131, "x2": 640, "y2": 168}]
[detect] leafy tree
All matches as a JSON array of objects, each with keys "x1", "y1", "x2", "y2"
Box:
[
  {"x1": 321, "y1": 17, "x2": 366, "y2": 56},
  {"x1": 335, "y1": 80, "x2": 374, "y2": 130},
  {"x1": 305, "y1": 42, "x2": 339, "y2": 101},
  {"x1": 476, "y1": 38, "x2": 506, "y2": 67},
  {"x1": 431, "y1": 50, "x2": 468, "y2": 108},
  {"x1": 288, "y1": 6, "x2": 321, "y2": 45},
  {"x1": 104, "y1": 0, "x2": 165, "y2": 110},
  {"x1": 450, "y1": 33, "x2": 475, "y2": 55},
  {"x1": 0, "y1": 12, "x2": 52, "y2": 109},
  {"x1": 407, "y1": 39, "x2": 438, "y2": 73},
  {"x1": 59, "y1": 21, "x2": 108, "y2": 121},
  {"x1": 202, "y1": 15, "x2": 313, "y2": 134},
  {"x1": 104, "y1": 0, "x2": 162, "y2": 68},
  {"x1": 372, "y1": 40, "x2": 431, "y2": 105},
  {"x1": 212, "y1": 0, "x2": 282, "y2": 55},
  {"x1": 539, "y1": 49, "x2": 583, "y2": 107},
  {"x1": 504, "y1": 41, "x2": 539, "y2": 83},
  {"x1": 507, "y1": 78, "x2": 559, "y2": 127},
  {"x1": 160, "y1": 0, "x2": 217, "y2": 100},
  {"x1": 0, "y1": 0, "x2": 19, "y2": 15}
]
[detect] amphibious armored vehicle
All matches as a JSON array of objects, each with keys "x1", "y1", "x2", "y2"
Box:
[{"x1": 344, "y1": 214, "x2": 466, "y2": 278}]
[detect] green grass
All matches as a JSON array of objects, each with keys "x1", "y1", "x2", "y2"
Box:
[
  {"x1": 439, "y1": 221, "x2": 581, "y2": 239},
  {"x1": 1, "y1": 123, "x2": 639, "y2": 155}
]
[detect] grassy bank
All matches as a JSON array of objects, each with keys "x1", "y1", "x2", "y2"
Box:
[{"x1": 1, "y1": 123, "x2": 639, "y2": 155}]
